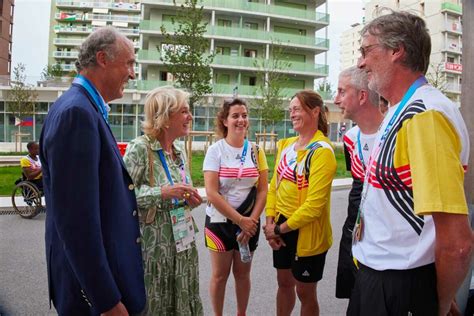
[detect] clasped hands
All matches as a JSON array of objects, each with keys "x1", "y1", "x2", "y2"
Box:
[
  {"x1": 236, "y1": 216, "x2": 258, "y2": 245},
  {"x1": 161, "y1": 184, "x2": 203, "y2": 208},
  {"x1": 263, "y1": 220, "x2": 286, "y2": 250}
]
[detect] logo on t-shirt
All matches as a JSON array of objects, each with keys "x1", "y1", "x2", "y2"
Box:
[
  {"x1": 235, "y1": 154, "x2": 242, "y2": 160},
  {"x1": 363, "y1": 143, "x2": 369, "y2": 151},
  {"x1": 302, "y1": 270, "x2": 310, "y2": 277}
]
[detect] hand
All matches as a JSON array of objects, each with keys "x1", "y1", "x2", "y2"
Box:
[
  {"x1": 162, "y1": 184, "x2": 201, "y2": 205},
  {"x1": 267, "y1": 236, "x2": 286, "y2": 250},
  {"x1": 101, "y1": 302, "x2": 128, "y2": 316},
  {"x1": 446, "y1": 299, "x2": 461, "y2": 316},
  {"x1": 238, "y1": 216, "x2": 258, "y2": 236},
  {"x1": 236, "y1": 230, "x2": 251, "y2": 245},
  {"x1": 184, "y1": 189, "x2": 203, "y2": 208},
  {"x1": 263, "y1": 223, "x2": 277, "y2": 240}
]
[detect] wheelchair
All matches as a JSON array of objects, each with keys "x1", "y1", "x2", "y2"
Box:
[{"x1": 11, "y1": 175, "x2": 45, "y2": 219}]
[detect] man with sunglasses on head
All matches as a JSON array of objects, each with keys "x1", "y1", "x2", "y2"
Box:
[{"x1": 348, "y1": 10, "x2": 471, "y2": 316}]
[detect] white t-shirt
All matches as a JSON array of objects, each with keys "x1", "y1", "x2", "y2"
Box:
[{"x1": 203, "y1": 139, "x2": 267, "y2": 217}]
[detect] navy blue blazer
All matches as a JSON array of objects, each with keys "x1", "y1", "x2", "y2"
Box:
[{"x1": 39, "y1": 83, "x2": 146, "y2": 315}]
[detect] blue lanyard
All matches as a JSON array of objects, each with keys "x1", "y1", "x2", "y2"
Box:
[
  {"x1": 357, "y1": 130, "x2": 365, "y2": 168},
  {"x1": 379, "y1": 76, "x2": 427, "y2": 143},
  {"x1": 73, "y1": 75, "x2": 109, "y2": 124},
  {"x1": 158, "y1": 149, "x2": 188, "y2": 206}
]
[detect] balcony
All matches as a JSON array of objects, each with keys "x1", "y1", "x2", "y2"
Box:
[
  {"x1": 140, "y1": 20, "x2": 329, "y2": 51},
  {"x1": 56, "y1": 0, "x2": 140, "y2": 12},
  {"x1": 445, "y1": 82, "x2": 462, "y2": 94},
  {"x1": 84, "y1": 13, "x2": 141, "y2": 24},
  {"x1": 54, "y1": 38, "x2": 84, "y2": 46},
  {"x1": 212, "y1": 55, "x2": 258, "y2": 70},
  {"x1": 135, "y1": 80, "x2": 172, "y2": 91},
  {"x1": 213, "y1": 83, "x2": 258, "y2": 96},
  {"x1": 138, "y1": 49, "x2": 163, "y2": 63},
  {"x1": 59, "y1": 64, "x2": 77, "y2": 72},
  {"x1": 443, "y1": 21, "x2": 462, "y2": 35},
  {"x1": 55, "y1": 12, "x2": 84, "y2": 21},
  {"x1": 444, "y1": 62, "x2": 462, "y2": 73},
  {"x1": 142, "y1": 0, "x2": 329, "y2": 24},
  {"x1": 54, "y1": 25, "x2": 93, "y2": 34},
  {"x1": 441, "y1": 2, "x2": 462, "y2": 15},
  {"x1": 442, "y1": 43, "x2": 462, "y2": 55},
  {"x1": 53, "y1": 51, "x2": 79, "y2": 59}
]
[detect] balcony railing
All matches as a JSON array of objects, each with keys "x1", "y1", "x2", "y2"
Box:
[
  {"x1": 54, "y1": 38, "x2": 83, "y2": 46},
  {"x1": 134, "y1": 80, "x2": 172, "y2": 90},
  {"x1": 85, "y1": 13, "x2": 141, "y2": 23},
  {"x1": 138, "y1": 49, "x2": 328, "y2": 76},
  {"x1": 54, "y1": 25, "x2": 92, "y2": 33},
  {"x1": 444, "y1": 22, "x2": 462, "y2": 33},
  {"x1": 142, "y1": 0, "x2": 329, "y2": 23},
  {"x1": 445, "y1": 82, "x2": 462, "y2": 93},
  {"x1": 441, "y1": 2, "x2": 462, "y2": 14},
  {"x1": 53, "y1": 51, "x2": 79, "y2": 58},
  {"x1": 55, "y1": 12, "x2": 84, "y2": 21},
  {"x1": 56, "y1": 0, "x2": 140, "y2": 11},
  {"x1": 141, "y1": 21, "x2": 329, "y2": 50},
  {"x1": 59, "y1": 64, "x2": 77, "y2": 71}
]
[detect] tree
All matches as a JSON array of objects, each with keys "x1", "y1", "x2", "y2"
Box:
[
  {"x1": 41, "y1": 63, "x2": 63, "y2": 80},
  {"x1": 316, "y1": 79, "x2": 334, "y2": 100},
  {"x1": 426, "y1": 62, "x2": 447, "y2": 93},
  {"x1": 160, "y1": 0, "x2": 213, "y2": 109},
  {"x1": 252, "y1": 44, "x2": 292, "y2": 133},
  {"x1": 7, "y1": 63, "x2": 38, "y2": 144}
]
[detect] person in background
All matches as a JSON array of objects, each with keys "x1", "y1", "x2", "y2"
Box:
[
  {"x1": 333, "y1": 66, "x2": 384, "y2": 300},
  {"x1": 124, "y1": 86, "x2": 203, "y2": 316},
  {"x1": 39, "y1": 27, "x2": 145, "y2": 315},
  {"x1": 349, "y1": 10, "x2": 471, "y2": 315},
  {"x1": 203, "y1": 98, "x2": 268, "y2": 316},
  {"x1": 21, "y1": 141, "x2": 43, "y2": 191},
  {"x1": 264, "y1": 90, "x2": 337, "y2": 316}
]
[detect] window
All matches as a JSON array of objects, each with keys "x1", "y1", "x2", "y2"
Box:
[
  {"x1": 244, "y1": 49, "x2": 257, "y2": 58},
  {"x1": 447, "y1": 56, "x2": 455, "y2": 63},
  {"x1": 160, "y1": 71, "x2": 168, "y2": 81},
  {"x1": 244, "y1": 22, "x2": 258, "y2": 30},
  {"x1": 215, "y1": 46, "x2": 231, "y2": 55},
  {"x1": 217, "y1": 19, "x2": 232, "y2": 27},
  {"x1": 249, "y1": 76, "x2": 256, "y2": 86}
]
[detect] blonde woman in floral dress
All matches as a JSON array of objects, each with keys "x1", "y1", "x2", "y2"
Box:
[{"x1": 124, "y1": 86, "x2": 203, "y2": 315}]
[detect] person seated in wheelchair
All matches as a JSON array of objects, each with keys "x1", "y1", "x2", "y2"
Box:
[{"x1": 20, "y1": 141, "x2": 43, "y2": 193}]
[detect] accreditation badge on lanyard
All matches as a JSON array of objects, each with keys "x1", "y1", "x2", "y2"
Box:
[
  {"x1": 352, "y1": 76, "x2": 428, "y2": 245},
  {"x1": 158, "y1": 149, "x2": 195, "y2": 253}
]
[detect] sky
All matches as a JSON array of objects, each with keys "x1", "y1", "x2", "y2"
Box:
[{"x1": 11, "y1": 0, "x2": 365, "y2": 87}]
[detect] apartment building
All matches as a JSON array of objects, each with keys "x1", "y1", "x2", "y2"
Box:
[
  {"x1": 0, "y1": 0, "x2": 335, "y2": 144},
  {"x1": 340, "y1": 0, "x2": 463, "y2": 106},
  {"x1": 138, "y1": 0, "x2": 330, "y2": 138},
  {"x1": 48, "y1": 0, "x2": 141, "y2": 74},
  {"x1": 0, "y1": 0, "x2": 14, "y2": 75},
  {"x1": 340, "y1": 22, "x2": 363, "y2": 71}
]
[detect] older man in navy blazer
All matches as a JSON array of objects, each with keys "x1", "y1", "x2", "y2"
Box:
[{"x1": 40, "y1": 27, "x2": 145, "y2": 315}]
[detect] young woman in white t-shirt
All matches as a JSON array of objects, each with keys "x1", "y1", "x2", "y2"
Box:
[{"x1": 203, "y1": 98, "x2": 268, "y2": 316}]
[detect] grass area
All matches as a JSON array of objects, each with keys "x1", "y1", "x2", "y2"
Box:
[{"x1": 0, "y1": 150, "x2": 350, "y2": 196}]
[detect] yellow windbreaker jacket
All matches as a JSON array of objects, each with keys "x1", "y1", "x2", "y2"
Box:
[{"x1": 266, "y1": 130, "x2": 337, "y2": 257}]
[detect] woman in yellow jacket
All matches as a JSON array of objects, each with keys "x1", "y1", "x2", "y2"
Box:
[{"x1": 264, "y1": 90, "x2": 337, "y2": 316}]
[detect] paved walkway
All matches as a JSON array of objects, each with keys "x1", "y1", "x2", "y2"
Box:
[{"x1": 0, "y1": 178, "x2": 353, "y2": 210}]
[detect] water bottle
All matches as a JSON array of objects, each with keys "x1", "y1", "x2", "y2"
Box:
[{"x1": 236, "y1": 230, "x2": 252, "y2": 263}]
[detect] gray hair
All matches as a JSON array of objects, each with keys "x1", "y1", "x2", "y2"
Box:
[
  {"x1": 339, "y1": 66, "x2": 380, "y2": 106},
  {"x1": 361, "y1": 9, "x2": 431, "y2": 74},
  {"x1": 75, "y1": 26, "x2": 129, "y2": 72}
]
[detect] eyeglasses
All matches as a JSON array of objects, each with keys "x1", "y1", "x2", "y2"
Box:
[{"x1": 359, "y1": 44, "x2": 382, "y2": 58}]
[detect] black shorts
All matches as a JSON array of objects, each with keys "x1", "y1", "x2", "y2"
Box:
[
  {"x1": 204, "y1": 215, "x2": 260, "y2": 252},
  {"x1": 347, "y1": 263, "x2": 437, "y2": 316},
  {"x1": 272, "y1": 215, "x2": 327, "y2": 283}
]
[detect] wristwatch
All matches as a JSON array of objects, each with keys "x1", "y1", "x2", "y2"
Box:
[{"x1": 274, "y1": 224, "x2": 281, "y2": 236}]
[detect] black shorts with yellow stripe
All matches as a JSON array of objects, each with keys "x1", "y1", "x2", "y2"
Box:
[{"x1": 204, "y1": 215, "x2": 260, "y2": 252}]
